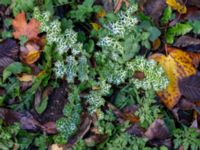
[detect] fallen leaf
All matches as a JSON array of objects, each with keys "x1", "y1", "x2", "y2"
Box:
[
  {"x1": 20, "y1": 41, "x2": 41, "y2": 64},
  {"x1": 174, "y1": 36, "x2": 200, "y2": 52},
  {"x1": 150, "y1": 48, "x2": 196, "y2": 109},
  {"x1": 42, "y1": 121, "x2": 57, "y2": 134},
  {"x1": 143, "y1": 0, "x2": 166, "y2": 24},
  {"x1": 145, "y1": 119, "x2": 169, "y2": 140},
  {"x1": 0, "y1": 39, "x2": 19, "y2": 59},
  {"x1": 96, "y1": 9, "x2": 106, "y2": 18},
  {"x1": 166, "y1": 0, "x2": 187, "y2": 14},
  {"x1": 153, "y1": 38, "x2": 161, "y2": 50},
  {"x1": 48, "y1": 144, "x2": 64, "y2": 150},
  {"x1": 100, "y1": 0, "x2": 114, "y2": 12},
  {"x1": 187, "y1": 0, "x2": 200, "y2": 8},
  {"x1": 17, "y1": 73, "x2": 34, "y2": 82},
  {"x1": 179, "y1": 75, "x2": 200, "y2": 102},
  {"x1": 0, "y1": 57, "x2": 14, "y2": 73},
  {"x1": 12, "y1": 12, "x2": 40, "y2": 40},
  {"x1": 90, "y1": 23, "x2": 101, "y2": 31},
  {"x1": 127, "y1": 123, "x2": 145, "y2": 137}
]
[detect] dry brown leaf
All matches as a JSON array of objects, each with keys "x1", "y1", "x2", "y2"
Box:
[
  {"x1": 12, "y1": 12, "x2": 40, "y2": 40},
  {"x1": 150, "y1": 47, "x2": 197, "y2": 109}
]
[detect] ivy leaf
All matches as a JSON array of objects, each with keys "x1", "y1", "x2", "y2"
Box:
[
  {"x1": 166, "y1": 22, "x2": 192, "y2": 44},
  {"x1": 12, "y1": 12, "x2": 40, "y2": 40},
  {"x1": 179, "y1": 75, "x2": 200, "y2": 102},
  {"x1": 3, "y1": 62, "x2": 31, "y2": 81},
  {"x1": 166, "y1": 0, "x2": 187, "y2": 14},
  {"x1": 150, "y1": 47, "x2": 197, "y2": 109}
]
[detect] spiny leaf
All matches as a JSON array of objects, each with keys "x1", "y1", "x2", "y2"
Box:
[
  {"x1": 12, "y1": 12, "x2": 40, "y2": 40},
  {"x1": 179, "y1": 75, "x2": 200, "y2": 102}
]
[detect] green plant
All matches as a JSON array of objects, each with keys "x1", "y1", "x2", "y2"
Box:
[
  {"x1": 0, "y1": 121, "x2": 20, "y2": 150},
  {"x1": 98, "y1": 132, "x2": 153, "y2": 150},
  {"x1": 11, "y1": 0, "x2": 36, "y2": 16},
  {"x1": 54, "y1": 87, "x2": 82, "y2": 144},
  {"x1": 69, "y1": 0, "x2": 101, "y2": 22},
  {"x1": 166, "y1": 22, "x2": 192, "y2": 44},
  {"x1": 173, "y1": 126, "x2": 200, "y2": 150},
  {"x1": 135, "y1": 90, "x2": 161, "y2": 128}
]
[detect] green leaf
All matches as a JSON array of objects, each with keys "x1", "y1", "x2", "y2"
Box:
[
  {"x1": 161, "y1": 6, "x2": 172, "y2": 25},
  {"x1": 190, "y1": 20, "x2": 200, "y2": 34},
  {"x1": 35, "y1": 96, "x2": 48, "y2": 114},
  {"x1": 166, "y1": 22, "x2": 192, "y2": 44},
  {"x1": 3, "y1": 62, "x2": 31, "y2": 82},
  {"x1": 0, "y1": 0, "x2": 11, "y2": 6},
  {"x1": 147, "y1": 26, "x2": 161, "y2": 42}
]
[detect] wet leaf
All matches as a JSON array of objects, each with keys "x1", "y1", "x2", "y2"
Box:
[
  {"x1": 179, "y1": 75, "x2": 200, "y2": 102},
  {"x1": 12, "y1": 12, "x2": 40, "y2": 40},
  {"x1": 150, "y1": 48, "x2": 197, "y2": 109}
]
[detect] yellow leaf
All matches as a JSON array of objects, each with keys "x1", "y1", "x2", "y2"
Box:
[
  {"x1": 25, "y1": 50, "x2": 40, "y2": 64},
  {"x1": 166, "y1": 0, "x2": 187, "y2": 14},
  {"x1": 96, "y1": 9, "x2": 106, "y2": 18},
  {"x1": 150, "y1": 48, "x2": 196, "y2": 109},
  {"x1": 20, "y1": 41, "x2": 41, "y2": 64},
  {"x1": 90, "y1": 22, "x2": 101, "y2": 31},
  {"x1": 17, "y1": 73, "x2": 34, "y2": 82}
]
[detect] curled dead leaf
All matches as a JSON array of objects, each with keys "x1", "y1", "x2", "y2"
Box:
[{"x1": 20, "y1": 41, "x2": 41, "y2": 64}]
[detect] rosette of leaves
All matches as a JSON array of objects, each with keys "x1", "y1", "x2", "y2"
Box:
[
  {"x1": 33, "y1": 8, "x2": 89, "y2": 83},
  {"x1": 96, "y1": 3, "x2": 167, "y2": 89}
]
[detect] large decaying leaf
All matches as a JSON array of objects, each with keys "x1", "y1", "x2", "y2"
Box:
[
  {"x1": 150, "y1": 47, "x2": 197, "y2": 109},
  {"x1": 12, "y1": 12, "x2": 40, "y2": 40},
  {"x1": 179, "y1": 75, "x2": 200, "y2": 102}
]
